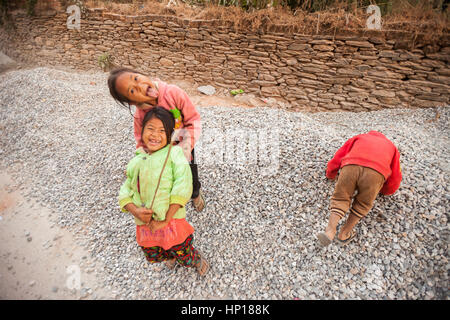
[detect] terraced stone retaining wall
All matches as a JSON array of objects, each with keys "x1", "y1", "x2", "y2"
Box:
[{"x1": 1, "y1": 5, "x2": 449, "y2": 111}]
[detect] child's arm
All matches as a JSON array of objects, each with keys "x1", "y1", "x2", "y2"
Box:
[
  {"x1": 169, "y1": 146, "x2": 194, "y2": 205},
  {"x1": 118, "y1": 169, "x2": 135, "y2": 211},
  {"x1": 168, "y1": 85, "x2": 202, "y2": 159},
  {"x1": 133, "y1": 109, "x2": 146, "y2": 149},
  {"x1": 149, "y1": 204, "x2": 180, "y2": 231},
  {"x1": 118, "y1": 157, "x2": 153, "y2": 223},
  {"x1": 125, "y1": 203, "x2": 153, "y2": 225},
  {"x1": 326, "y1": 136, "x2": 358, "y2": 179},
  {"x1": 380, "y1": 147, "x2": 402, "y2": 195}
]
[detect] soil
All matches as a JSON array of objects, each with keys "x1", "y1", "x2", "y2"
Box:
[{"x1": 0, "y1": 171, "x2": 112, "y2": 299}]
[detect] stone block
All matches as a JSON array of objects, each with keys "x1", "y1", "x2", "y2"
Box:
[
  {"x1": 345, "y1": 40, "x2": 374, "y2": 49},
  {"x1": 371, "y1": 90, "x2": 396, "y2": 98}
]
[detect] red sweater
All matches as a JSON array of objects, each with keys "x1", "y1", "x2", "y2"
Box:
[{"x1": 326, "y1": 131, "x2": 402, "y2": 195}]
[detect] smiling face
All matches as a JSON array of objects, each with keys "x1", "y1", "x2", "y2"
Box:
[
  {"x1": 115, "y1": 72, "x2": 159, "y2": 110},
  {"x1": 141, "y1": 116, "x2": 168, "y2": 153}
]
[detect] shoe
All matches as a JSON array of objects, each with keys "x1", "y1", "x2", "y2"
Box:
[
  {"x1": 196, "y1": 253, "x2": 210, "y2": 276},
  {"x1": 337, "y1": 230, "x2": 357, "y2": 245}
]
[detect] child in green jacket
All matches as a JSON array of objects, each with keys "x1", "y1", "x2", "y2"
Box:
[{"x1": 119, "y1": 107, "x2": 209, "y2": 275}]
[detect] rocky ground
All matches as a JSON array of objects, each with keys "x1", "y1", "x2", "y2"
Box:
[{"x1": 0, "y1": 66, "x2": 448, "y2": 300}]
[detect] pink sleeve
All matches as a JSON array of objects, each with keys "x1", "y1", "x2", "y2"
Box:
[
  {"x1": 326, "y1": 136, "x2": 357, "y2": 179},
  {"x1": 167, "y1": 85, "x2": 202, "y2": 152}
]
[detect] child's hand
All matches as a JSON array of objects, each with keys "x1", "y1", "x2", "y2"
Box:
[
  {"x1": 326, "y1": 169, "x2": 337, "y2": 181},
  {"x1": 149, "y1": 219, "x2": 169, "y2": 232},
  {"x1": 134, "y1": 207, "x2": 154, "y2": 224}
]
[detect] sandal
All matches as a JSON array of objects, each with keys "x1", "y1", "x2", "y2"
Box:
[
  {"x1": 196, "y1": 255, "x2": 210, "y2": 276},
  {"x1": 317, "y1": 232, "x2": 333, "y2": 247},
  {"x1": 337, "y1": 230, "x2": 357, "y2": 245},
  {"x1": 192, "y1": 190, "x2": 206, "y2": 212}
]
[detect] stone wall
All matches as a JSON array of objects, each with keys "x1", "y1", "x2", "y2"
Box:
[{"x1": 1, "y1": 5, "x2": 449, "y2": 112}]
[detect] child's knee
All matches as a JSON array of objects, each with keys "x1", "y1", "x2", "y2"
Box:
[{"x1": 351, "y1": 196, "x2": 376, "y2": 218}]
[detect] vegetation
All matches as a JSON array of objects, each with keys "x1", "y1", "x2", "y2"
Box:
[
  {"x1": 1, "y1": 1, "x2": 448, "y2": 37},
  {"x1": 26, "y1": 0, "x2": 37, "y2": 15},
  {"x1": 0, "y1": 0, "x2": 14, "y2": 28},
  {"x1": 98, "y1": 52, "x2": 114, "y2": 71},
  {"x1": 82, "y1": 0, "x2": 448, "y2": 37},
  {"x1": 86, "y1": 0, "x2": 449, "y2": 14}
]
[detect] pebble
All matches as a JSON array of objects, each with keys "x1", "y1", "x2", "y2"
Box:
[
  {"x1": 350, "y1": 268, "x2": 358, "y2": 275},
  {"x1": 0, "y1": 67, "x2": 448, "y2": 300}
]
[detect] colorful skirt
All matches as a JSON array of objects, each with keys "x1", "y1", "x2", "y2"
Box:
[{"x1": 140, "y1": 234, "x2": 200, "y2": 268}]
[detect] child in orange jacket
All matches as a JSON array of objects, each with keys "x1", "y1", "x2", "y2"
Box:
[{"x1": 317, "y1": 131, "x2": 402, "y2": 246}]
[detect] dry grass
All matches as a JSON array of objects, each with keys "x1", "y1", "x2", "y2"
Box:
[
  {"x1": 84, "y1": 0, "x2": 449, "y2": 38},
  {"x1": 85, "y1": 0, "x2": 198, "y2": 17}
]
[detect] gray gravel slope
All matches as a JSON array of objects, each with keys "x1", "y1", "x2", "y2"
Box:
[{"x1": 0, "y1": 67, "x2": 448, "y2": 299}]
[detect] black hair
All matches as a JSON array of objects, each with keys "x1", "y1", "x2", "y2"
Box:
[
  {"x1": 107, "y1": 67, "x2": 145, "y2": 116},
  {"x1": 141, "y1": 107, "x2": 175, "y2": 146}
]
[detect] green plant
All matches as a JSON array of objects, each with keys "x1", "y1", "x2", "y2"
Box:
[
  {"x1": 98, "y1": 52, "x2": 113, "y2": 71},
  {"x1": 0, "y1": 0, "x2": 8, "y2": 25},
  {"x1": 0, "y1": 0, "x2": 16, "y2": 29},
  {"x1": 26, "y1": 0, "x2": 37, "y2": 16},
  {"x1": 230, "y1": 89, "x2": 244, "y2": 96}
]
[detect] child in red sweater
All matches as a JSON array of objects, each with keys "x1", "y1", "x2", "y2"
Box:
[
  {"x1": 108, "y1": 67, "x2": 205, "y2": 212},
  {"x1": 317, "y1": 131, "x2": 402, "y2": 246}
]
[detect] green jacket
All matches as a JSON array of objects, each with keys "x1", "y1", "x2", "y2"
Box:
[{"x1": 119, "y1": 144, "x2": 193, "y2": 225}]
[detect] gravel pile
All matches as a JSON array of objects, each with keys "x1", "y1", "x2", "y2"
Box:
[{"x1": 0, "y1": 67, "x2": 448, "y2": 300}]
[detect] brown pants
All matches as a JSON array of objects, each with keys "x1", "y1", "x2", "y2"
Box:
[{"x1": 330, "y1": 165, "x2": 385, "y2": 219}]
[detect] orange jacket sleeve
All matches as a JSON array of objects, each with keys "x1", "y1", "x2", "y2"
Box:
[
  {"x1": 380, "y1": 147, "x2": 402, "y2": 195},
  {"x1": 326, "y1": 136, "x2": 357, "y2": 179}
]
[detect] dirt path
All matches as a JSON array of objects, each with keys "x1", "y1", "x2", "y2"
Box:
[
  {"x1": 0, "y1": 53, "x2": 113, "y2": 299},
  {"x1": 0, "y1": 171, "x2": 113, "y2": 299},
  {"x1": 0, "y1": 52, "x2": 111, "y2": 299}
]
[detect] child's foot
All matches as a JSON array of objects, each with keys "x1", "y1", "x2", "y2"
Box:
[
  {"x1": 165, "y1": 258, "x2": 176, "y2": 270},
  {"x1": 317, "y1": 232, "x2": 332, "y2": 247},
  {"x1": 317, "y1": 226, "x2": 337, "y2": 247},
  {"x1": 196, "y1": 256, "x2": 210, "y2": 276},
  {"x1": 192, "y1": 190, "x2": 205, "y2": 212},
  {"x1": 337, "y1": 229, "x2": 357, "y2": 245}
]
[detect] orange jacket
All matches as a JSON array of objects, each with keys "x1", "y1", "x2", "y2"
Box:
[{"x1": 326, "y1": 131, "x2": 402, "y2": 195}]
